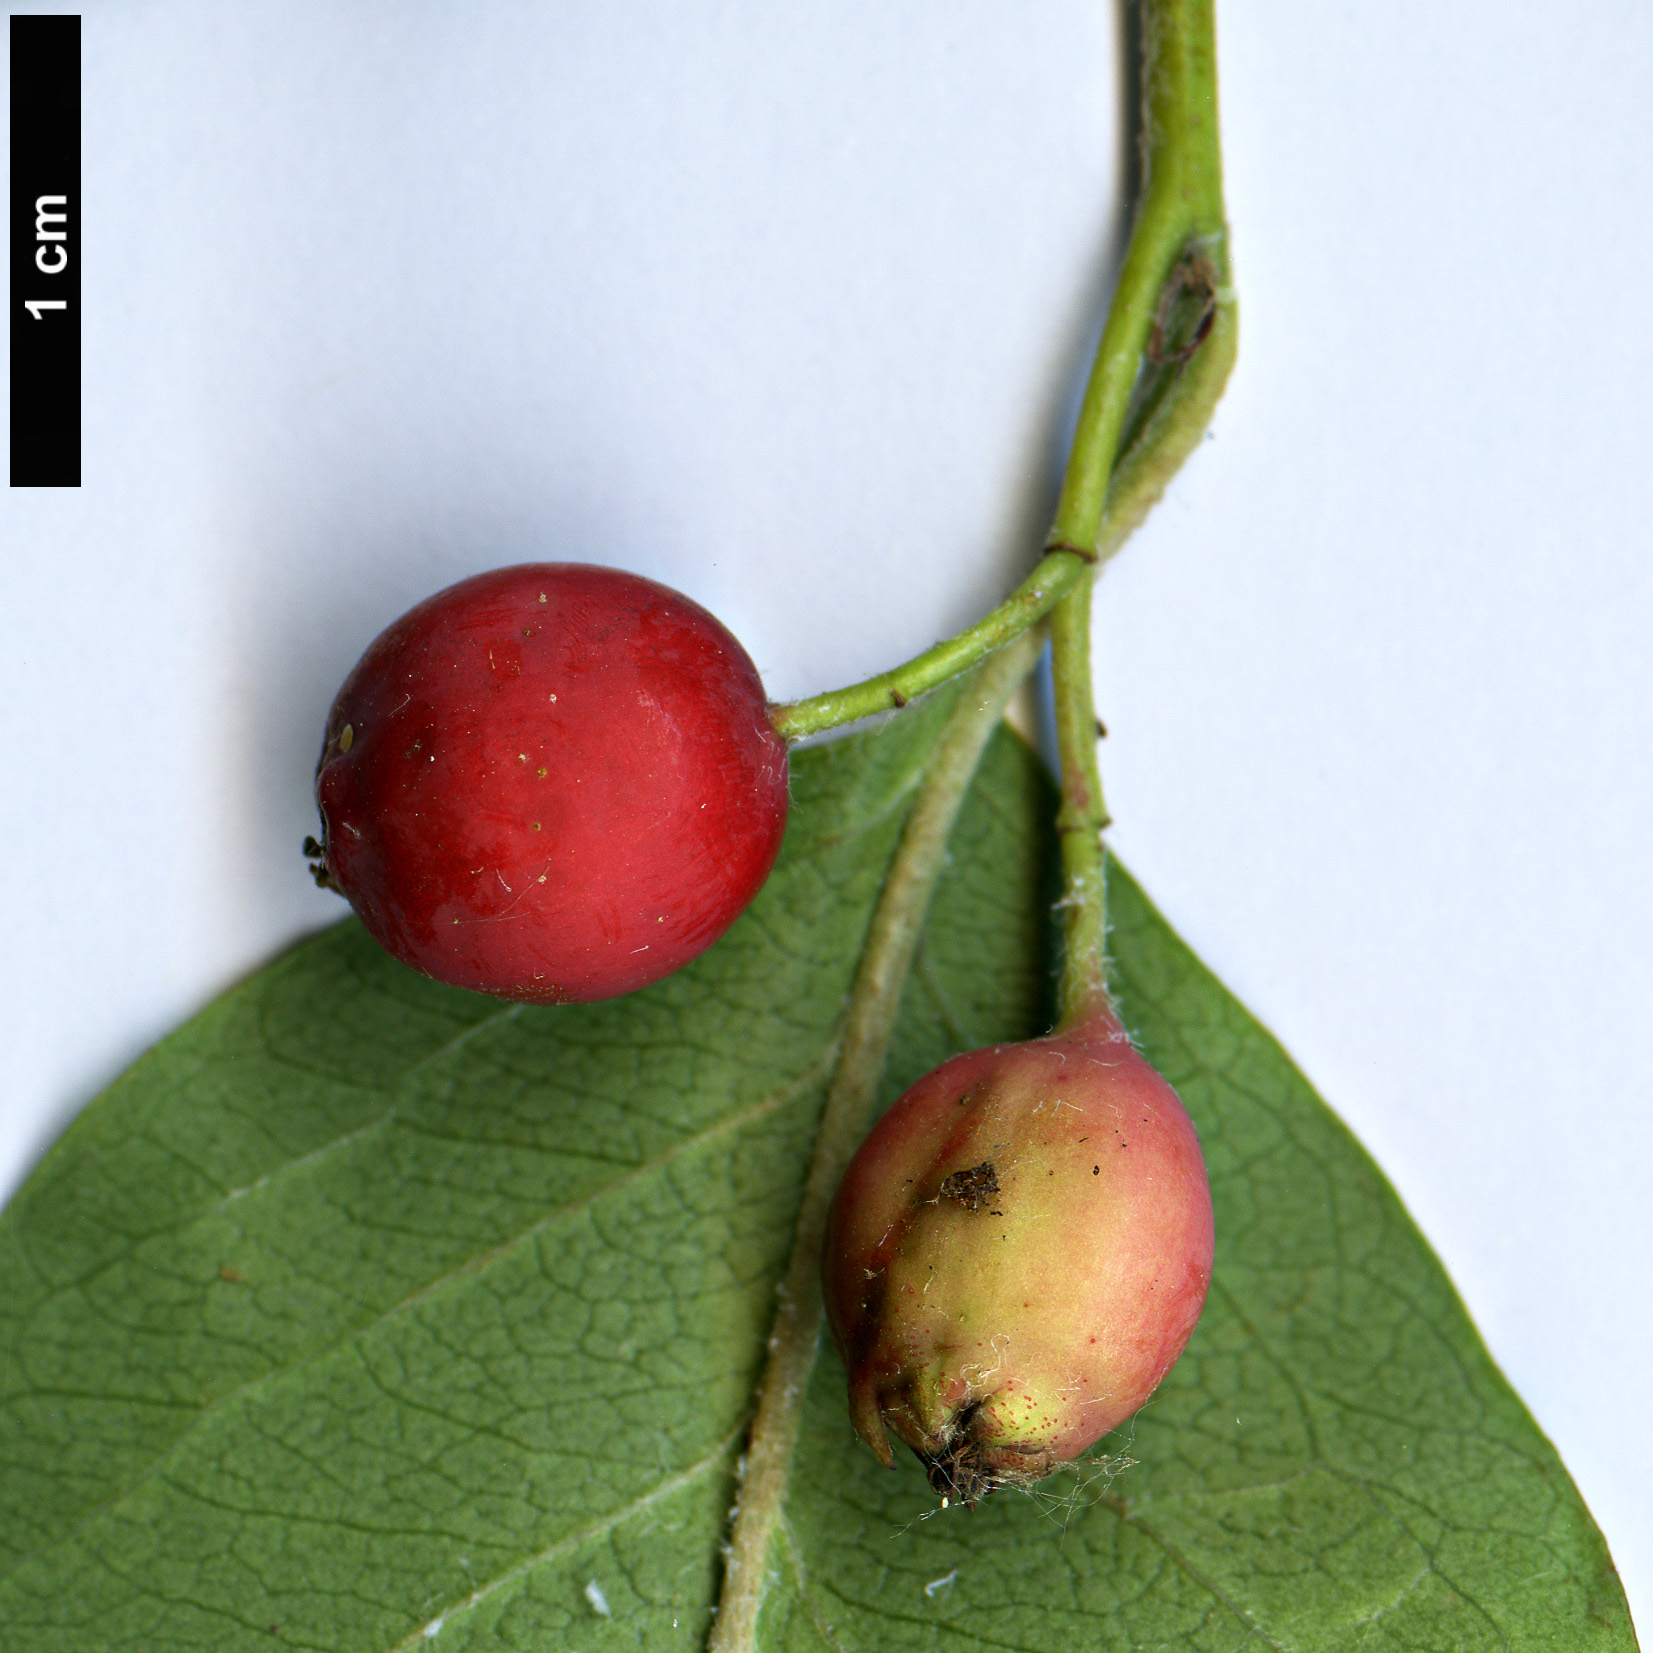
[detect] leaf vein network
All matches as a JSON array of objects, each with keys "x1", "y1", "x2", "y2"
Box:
[
  {"x1": 2, "y1": 1049, "x2": 835, "y2": 1586},
  {"x1": 1091, "y1": 1497, "x2": 1291, "y2": 1653},
  {"x1": 378, "y1": 1431, "x2": 741, "y2": 1653}
]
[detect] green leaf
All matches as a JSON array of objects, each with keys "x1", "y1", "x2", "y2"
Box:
[{"x1": 0, "y1": 706, "x2": 1633, "y2": 1651}]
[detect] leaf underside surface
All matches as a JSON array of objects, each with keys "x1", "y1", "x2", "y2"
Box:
[{"x1": 0, "y1": 699, "x2": 1635, "y2": 1651}]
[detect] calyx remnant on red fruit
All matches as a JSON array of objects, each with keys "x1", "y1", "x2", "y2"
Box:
[
  {"x1": 312, "y1": 562, "x2": 789, "y2": 1004},
  {"x1": 822, "y1": 1006, "x2": 1213, "y2": 1506}
]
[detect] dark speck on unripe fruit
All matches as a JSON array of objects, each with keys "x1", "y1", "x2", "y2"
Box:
[{"x1": 312, "y1": 562, "x2": 789, "y2": 1003}]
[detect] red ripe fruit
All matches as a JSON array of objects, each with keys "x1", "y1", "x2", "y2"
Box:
[
  {"x1": 822, "y1": 1005, "x2": 1212, "y2": 1505},
  {"x1": 311, "y1": 563, "x2": 789, "y2": 1003}
]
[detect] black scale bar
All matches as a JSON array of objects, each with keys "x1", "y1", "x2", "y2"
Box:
[{"x1": 10, "y1": 14, "x2": 81, "y2": 487}]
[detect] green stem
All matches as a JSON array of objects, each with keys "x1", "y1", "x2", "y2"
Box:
[
  {"x1": 1050, "y1": 0, "x2": 1230, "y2": 553},
  {"x1": 770, "y1": 552, "x2": 1087, "y2": 743},
  {"x1": 1048, "y1": 0, "x2": 1231, "y2": 1026},
  {"x1": 1051, "y1": 569, "x2": 1112, "y2": 1028},
  {"x1": 771, "y1": 0, "x2": 1234, "y2": 748}
]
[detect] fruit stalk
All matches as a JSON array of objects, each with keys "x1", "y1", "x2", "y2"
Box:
[
  {"x1": 1048, "y1": 0, "x2": 1232, "y2": 1027},
  {"x1": 1051, "y1": 566, "x2": 1112, "y2": 1027}
]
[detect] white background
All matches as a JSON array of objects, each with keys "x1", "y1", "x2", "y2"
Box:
[{"x1": 4, "y1": 1, "x2": 1649, "y2": 1634}]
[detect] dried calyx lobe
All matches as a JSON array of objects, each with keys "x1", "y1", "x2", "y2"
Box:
[{"x1": 822, "y1": 1006, "x2": 1212, "y2": 1505}]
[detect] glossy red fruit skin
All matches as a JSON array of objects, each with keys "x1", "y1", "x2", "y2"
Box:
[
  {"x1": 822, "y1": 1006, "x2": 1212, "y2": 1504},
  {"x1": 314, "y1": 563, "x2": 789, "y2": 1004}
]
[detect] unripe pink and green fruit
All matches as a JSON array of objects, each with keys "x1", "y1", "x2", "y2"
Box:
[
  {"x1": 312, "y1": 562, "x2": 789, "y2": 1004},
  {"x1": 823, "y1": 1006, "x2": 1213, "y2": 1505}
]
